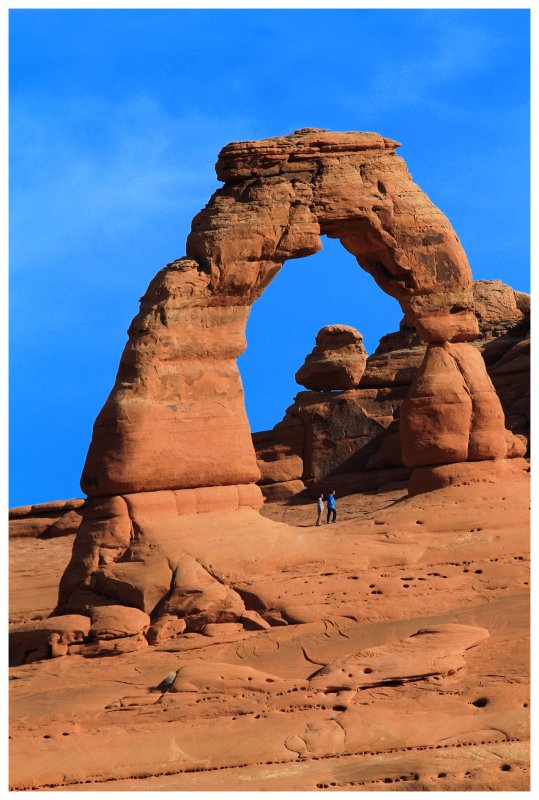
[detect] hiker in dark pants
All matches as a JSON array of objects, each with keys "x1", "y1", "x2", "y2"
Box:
[{"x1": 327, "y1": 490, "x2": 337, "y2": 524}]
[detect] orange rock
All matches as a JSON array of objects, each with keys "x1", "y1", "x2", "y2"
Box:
[
  {"x1": 9, "y1": 499, "x2": 85, "y2": 539},
  {"x1": 9, "y1": 614, "x2": 91, "y2": 666},
  {"x1": 48, "y1": 130, "x2": 527, "y2": 638},
  {"x1": 295, "y1": 325, "x2": 368, "y2": 390},
  {"x1": 310, "y1": 624, "x2": 490, "y2": 691},
  {"x1": 401, "y1": 342, "x2": 513, "y2": 472},
  {"x1": 164, "y1": 554, "x2": 245, "y2": 631},
  {"x1": 401, "y1": 344, "x2": 473, "y2": 467},
  {"x1": 81, "y1": 129, "x2": 478, "y2": 503},
  {"x1": 408, "y1": 457, "x2": 529, "y2": 495},
  {"x1": 89, "y1": 605, "x2": 151, "y2": 640}
]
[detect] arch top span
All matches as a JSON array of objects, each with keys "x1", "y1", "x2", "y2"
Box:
[
  {"x1": 215, "y1": 128, "x2": 401, "y2": 182},
  {"x1": 187, "y1": 127, "x2": 478, "y2": 344}
]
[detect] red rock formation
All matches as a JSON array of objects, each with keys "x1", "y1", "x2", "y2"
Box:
[
  {"x1": 9, "y1": 498, "x2": 85, "y2": 539},
  {"x1": 44, "y1": 129, "x2": 524, "y2": 648},
  {"x1": 81, "y1": 128, "x2": 479, "y2": 501},
  {"x1": 9, "y1": 480, "x2": 530, "y2": 790},
  {"x1": 254, "y1": 280, "x2": 529, "y2": 499},
  {"x1": 295, "y1": 325, "x2": 367, "y2": 390}
]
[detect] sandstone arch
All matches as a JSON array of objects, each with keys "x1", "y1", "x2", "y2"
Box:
[
  {"x1": 54, "y1": 129, "x2": 526, "y2": 627},
  {"x1": 81, "y1": 128, "x2": 511, "y2": 500}
]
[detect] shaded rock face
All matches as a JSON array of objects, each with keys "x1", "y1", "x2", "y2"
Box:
[
  {"x1": 295, "y1": 325, "x2": 367, "y2": 390},
  {"x1": 52, "y1": 129, "x2": 523, "y2": 646},
  {"x1": 254, "y1": 280, "x2": 529, "y2": 498}
]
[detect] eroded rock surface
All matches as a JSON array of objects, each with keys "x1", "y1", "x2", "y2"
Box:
[
  {"x1": 295, "y1": 325, "x2": 368, "y2": 390},
  {"x1": 47, "y1": 132, "x2": 524, "y2": 641},
  {"x1": 81, "y1": 128, "x2": 483, "y2": 503},
  {"x1": 9, "y1": 498, "x2": 85, "y2": 539},
  {"x1": 9, "y1": 480, "x2": 530, "y2": 791},
  {"x1": 254, "y1": 280, "x2": 529, "y2": 498}
]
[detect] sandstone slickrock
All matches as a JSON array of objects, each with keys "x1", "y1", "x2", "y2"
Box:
[
  {"x1": 9, "y1": 479, "x2": 530, "y2": 790},
  {"x1": 309, "y1": 623, "x2": 490, "y2": 691},
  {"x1": 295, "y1": 324, "x2": 367, "y2": 390},
  {"x1": 89, "y1": 605, "x2": 151, "y2": 640},
  {"x1": 9, "y1": 614, "x2": 91, "y2": 667},
  {"x1": 9, "y1": 130, "x2": 530, "y2": 790},
  {"x1": 161, "y1": 555, "x2": 246, "y2": 632}
]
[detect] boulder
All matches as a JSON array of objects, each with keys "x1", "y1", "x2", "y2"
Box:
[
  {"x1": 89, "y1": 605, "x2": 151, "y2": 640},
  {"x1": 295, "y1": 325, "x2": 368, "y2": 390},
  {"x1": 146, "y1": 615, "x2": 187, "y2": 645},
  {"x1": 9, "y1": 614, "x2": 91, "y2": 666},
  {"x1": 163, "y1": 555, "x2": 245, "y2": 632},
  {"x1": 94, "y1": 558, "x2": 173, "y2": 616}
]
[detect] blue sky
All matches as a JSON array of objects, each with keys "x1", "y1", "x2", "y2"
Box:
[{"x1": 9, "y1": 9, "x2": 530, "y2": 506}]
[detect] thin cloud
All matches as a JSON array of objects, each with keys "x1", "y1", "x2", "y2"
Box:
[
  {"x1": 338, "y1": 15, "x2": 501, "y2": 116},
  {"x1": 10, "y1": 95, "x2": 252, "y2": 269}
]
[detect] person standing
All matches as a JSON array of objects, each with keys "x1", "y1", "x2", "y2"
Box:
[
  {"x1": 316, "y1": 494, "x2": 325, "y2": 526},
  {"x1": 327, "y1": 490, "x2": 337, "y2": 524}
]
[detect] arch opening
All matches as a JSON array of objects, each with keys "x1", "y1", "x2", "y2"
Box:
[{"x1": 239, "y1": 233, "x2": 403, "y2": 435}]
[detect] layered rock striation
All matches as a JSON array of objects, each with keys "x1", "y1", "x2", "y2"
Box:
[
  {"x1": 81, "y1": 127, "x2": 486, "y2": 502},
  {"x1": 9, "y1": 499, "x2": 86, "y2": 539}
]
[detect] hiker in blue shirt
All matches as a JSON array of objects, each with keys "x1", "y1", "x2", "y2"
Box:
[
  {"x1": 327, "y1": 490, "x2": 337, "y2": 524},
  {"x1": 316, "y1": 494, "x2": 325, "y2": 526}
]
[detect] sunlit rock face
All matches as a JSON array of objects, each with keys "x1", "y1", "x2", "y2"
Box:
[
  {"x1": 81, "y1": 128, "x2": 486, "y2": 501},
  {"x1": 295, "y1": 325, "x2": 368, "y2": 391},
  {"x1": 56, "y1": 129, "x2": 524, "y2": 635}
]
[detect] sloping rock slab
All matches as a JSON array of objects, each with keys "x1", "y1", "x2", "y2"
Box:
[{"x1": 310, "y1": 623, "x2": 489, "y2": 691}]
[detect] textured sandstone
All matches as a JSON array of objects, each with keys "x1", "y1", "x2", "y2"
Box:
[
  {"x1": 400, "y1": 342, "x2": 518, "y2": 469},
  {"x1": 295, "y1": 325, "x2": 367, "y2": 390},
  {"x1": 162, "y1": 555, "x2": 246, "y2": 632},
  {"x1": 9, "y1": 498, "x2": 85, "y2": 539},
  {"x1": 9, "y1": 480, "x2": 530, "y2": 790},
  {"x1": 45, "y1": 131, "x2": 527, "y2": 648},
  {"x1": 9, "y1": 614, "x2": 91, "y2": 666},
  {"x1": 8, "y1": 130, "x2": 530, "y2": 789},
  {"x1": 81, "y1": 128, "x2": 479, "y2": 502},
  {"x1": 89, "y1": 605, "x2": 151, "y2": 640},
  {"x1": 254, "y1": 280, "x2": 529, "y2": 498},
  {"x1": 94, "y1": 558, "x2": 173, "y2": 616},
  {"x1": 310, "y1": 624, "x2": 490, "y2": 691},
  {"x1": 408, "y1": 456, "x2": 529, "y2": 495},
  {"x1": 473, "y1": 279, "x2": 525, "y2": 326}
]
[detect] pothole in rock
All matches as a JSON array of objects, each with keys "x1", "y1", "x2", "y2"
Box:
[{"x1": 471, "y1": 697, "x2": 489, "y2": 708}]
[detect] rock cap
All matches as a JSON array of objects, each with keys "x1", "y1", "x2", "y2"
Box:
[
  {"x1": 216, "y1": 128, "x2": 401, "y2": 181},
  {"x1": 296, "y1": 324, "x2": 368, "y2": 391}
]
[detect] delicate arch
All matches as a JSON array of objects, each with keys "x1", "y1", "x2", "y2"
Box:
[{"x1": 80, "y1": 129, "x2": 513, "y2": 499}]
